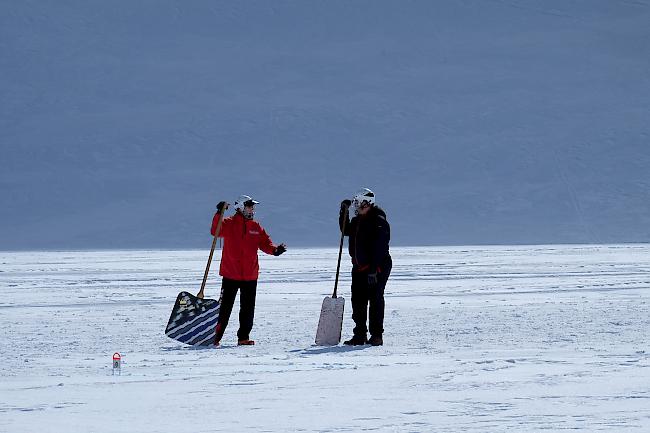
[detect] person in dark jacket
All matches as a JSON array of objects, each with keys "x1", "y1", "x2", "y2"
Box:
[
  {"x1": 211, "y1": 195, "x2": 286, "y2": 346},
  {"x1": 339, "y1": 188, "x2": 391, "y2": 346}
]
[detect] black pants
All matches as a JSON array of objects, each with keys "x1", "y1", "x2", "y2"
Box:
[
  {"x1": 351, "y1": 256, "x2": 392, "y2": 338},
  {"x1": 215, "y1": 278, "x2": 257, "y2": 342}
]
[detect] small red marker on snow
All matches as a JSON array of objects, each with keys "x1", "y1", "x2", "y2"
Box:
[{"x1": 112, "y1": 352, "x2": 122, "y2": 375}]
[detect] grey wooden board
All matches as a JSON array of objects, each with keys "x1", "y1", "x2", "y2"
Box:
[{"x1": 314, "y1": 296, "x2": 345, "y2": 346}]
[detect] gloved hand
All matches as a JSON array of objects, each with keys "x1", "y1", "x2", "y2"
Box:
[
  {"x1": 274, "y1": 243, "x2": 287, "y2": 256},
  {"x1": 367, "y1": 272, "x2": 378, "y2": 287},
  {"x1": 340, "y1": 199, "x2": 351, "y2": 210},
  {"x1": 216, "y1": 201, "x2": 229, "y2": 212}
]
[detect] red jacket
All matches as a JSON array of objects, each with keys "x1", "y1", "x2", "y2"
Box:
[{"x1": 211, "y1": 211, "x2": 277, "y2": 281}]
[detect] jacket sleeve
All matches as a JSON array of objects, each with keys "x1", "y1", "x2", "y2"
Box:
[
  {"x1": 339, "y1": 207, "x2": 351, "y2": 236},
  {"x1": 370, "y1": 213, "x2": 390, "y2": 272},
  {"x1": 210, "y1": 212, "x2": 230, "y2": 237},
  {"x1": 258, "y1": 225, "x2": 277, "y2": 255}
]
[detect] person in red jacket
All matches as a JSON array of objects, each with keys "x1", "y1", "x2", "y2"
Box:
[{"x1": 211, "y1": 195, "x2": 286, "y2": 346}]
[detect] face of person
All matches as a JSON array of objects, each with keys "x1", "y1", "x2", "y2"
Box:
[
  {"x1": 243, "y1": 203, "x2": 255, "y2": 219},
  {"x1": 355, "y1": 201, "x2": 371, "y2": 216}
]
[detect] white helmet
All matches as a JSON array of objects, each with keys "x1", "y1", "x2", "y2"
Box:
[
  {"x1": 234, "y1": 195, "x2": 259, "y2": 219},
  {"x1": 352, "y1": 188, "x2": 375, "y2": 210}
]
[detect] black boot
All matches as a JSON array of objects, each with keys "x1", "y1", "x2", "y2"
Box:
[
  {"x1": 368, "y1": 335, "x2": 383, "y2": 346},
  {"x1": 343, "y1": 335, "x2": 368, "y2": 346}
]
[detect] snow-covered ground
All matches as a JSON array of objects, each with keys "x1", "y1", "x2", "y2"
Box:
[{"x1": 1, "y1": 245, "x2": 649, "y2": 432}]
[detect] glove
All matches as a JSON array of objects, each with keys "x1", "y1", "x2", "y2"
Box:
[
  {"x1": 216, "y1": 201, "x2": 228, "y2": 212},
  {"x1": 367, "y1": 272, "x2": 378, "y2": 287},
  {"x1": 274, "y1": 243, "x2": 287, "y2": 256},
  {"x1": 340, "y1": 199, "x2": 351, "y2": 210}
]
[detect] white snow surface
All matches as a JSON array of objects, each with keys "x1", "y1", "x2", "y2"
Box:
[{"x1": 1, "y1": 245, "x2": 649, "y2": 432}]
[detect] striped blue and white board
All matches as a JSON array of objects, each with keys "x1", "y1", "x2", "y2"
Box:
[{"x1": 165, "y1": 291, "x2": 220, "y2": 346}]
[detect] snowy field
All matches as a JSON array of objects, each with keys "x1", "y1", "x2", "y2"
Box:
[{"x1": 1, "y1": 245, "x2": 649, "y2": 432}]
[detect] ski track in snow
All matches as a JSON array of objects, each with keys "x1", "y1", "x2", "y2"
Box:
[{"x1": 0, "y1": 245, "x2": 649, "y2": 432}]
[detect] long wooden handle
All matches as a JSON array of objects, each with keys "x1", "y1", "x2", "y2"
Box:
[
  {"x1": 333, "y1": 206, "x2": 349, "y2": 298},
  {"x1": 197, "y1": 209, "x2": 226, "y2": 299}
]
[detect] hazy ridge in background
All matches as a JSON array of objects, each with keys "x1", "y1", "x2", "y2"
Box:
[{"x1": 2, "y1": 0, "x2": 649, "y2": 250}]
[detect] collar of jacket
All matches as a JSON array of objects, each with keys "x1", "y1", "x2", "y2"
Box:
[{"x1": 233, "y1": 211, "x2": 255, "y2": 223}]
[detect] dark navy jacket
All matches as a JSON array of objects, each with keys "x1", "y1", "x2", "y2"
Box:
[{"x1": 339, "y1": 205, "x2": 391, "y2": 273}]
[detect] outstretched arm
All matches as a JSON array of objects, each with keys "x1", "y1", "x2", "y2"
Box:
[{"x1": 258, "y1": 227, "x2": 286, "y2": 256}]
